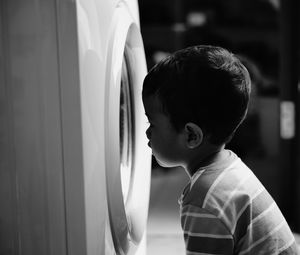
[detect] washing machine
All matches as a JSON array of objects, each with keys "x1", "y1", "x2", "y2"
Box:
[{"x1": 0, "y1": 0, "x2": 151, "y2": 254}]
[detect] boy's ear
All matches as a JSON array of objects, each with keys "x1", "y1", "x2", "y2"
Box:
[{"x1": 184, "y1": 122, "x2": 203, "y2": 149}]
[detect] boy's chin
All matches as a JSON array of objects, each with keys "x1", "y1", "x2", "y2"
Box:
[{"x1": 155, "y1": 157, "x2": 176, "y2": 168}]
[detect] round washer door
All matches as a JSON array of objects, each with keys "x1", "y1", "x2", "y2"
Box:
[{"x1": 105, "y1": 4, "x2": 152, "y2": 255}]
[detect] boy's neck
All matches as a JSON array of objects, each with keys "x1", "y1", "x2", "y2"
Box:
[{"x1": 185, "y1": 145, "x2": 227, "y2": 177}]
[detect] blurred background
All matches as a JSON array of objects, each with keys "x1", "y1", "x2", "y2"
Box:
[{"x1": 138, "y1": 0, "x2": 300, "y2": 253}]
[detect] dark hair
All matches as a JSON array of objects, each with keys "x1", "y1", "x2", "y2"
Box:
[{"x1": 142, "y1": 45, "x2": 251, "y2": 145}]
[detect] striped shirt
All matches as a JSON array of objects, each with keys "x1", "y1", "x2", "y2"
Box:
[{"x1": 178, "y1": 150, "x2": 299, "y2": 255}]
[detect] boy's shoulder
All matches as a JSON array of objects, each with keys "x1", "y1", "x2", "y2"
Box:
[
  {"x1": 182, "y1": 151, "x2": 252, "y2": 207},
  {"x1": 181, "y1": 153, "x2": 266, "y2": 218}
]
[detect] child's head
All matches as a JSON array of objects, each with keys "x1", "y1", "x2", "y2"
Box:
[{"x1": 142, "y1": 45, "x2": 251, "y2": 168}]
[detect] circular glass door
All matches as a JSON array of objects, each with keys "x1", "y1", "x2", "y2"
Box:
[
  {"x1": 105, "y1": 15, "x2": 151, "y2": 255},
  {"x1": 119, "y1": 54, "x2": 134, "y2": 203}
]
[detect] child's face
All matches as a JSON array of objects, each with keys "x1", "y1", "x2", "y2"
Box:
[{"x1": 143, "y1": 95, "x2": 185, "y2": 168}]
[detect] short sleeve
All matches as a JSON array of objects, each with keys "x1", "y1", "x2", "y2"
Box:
[{"x1": 181, "y1": 204, "x2": 234, "y2": 255}]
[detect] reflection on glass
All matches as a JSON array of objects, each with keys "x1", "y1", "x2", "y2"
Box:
[{"x1": 119, "y1": 55, "x2": 134, "y2": 203}]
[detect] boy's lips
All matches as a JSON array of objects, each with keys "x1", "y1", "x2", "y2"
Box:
[{"x1": 147, "y1": 141, "x2": 151, "y2": 148}]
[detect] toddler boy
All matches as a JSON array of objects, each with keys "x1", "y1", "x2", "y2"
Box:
[{"x1": 142, "y1": 45, "x2": 299, "y2": 254}]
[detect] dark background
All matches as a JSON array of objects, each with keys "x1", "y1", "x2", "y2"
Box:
[{"x1": 138, "y1": 0, "x2": 300, "y2": 232}]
